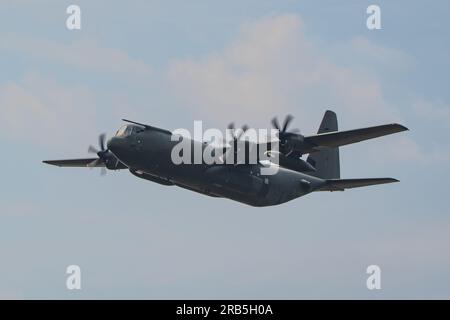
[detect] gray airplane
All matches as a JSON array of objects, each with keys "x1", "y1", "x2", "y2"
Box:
[{"x1": 43, "y1": 110, "x2": 408, "y2": 206}]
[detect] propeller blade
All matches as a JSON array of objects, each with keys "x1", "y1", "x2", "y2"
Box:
[
  {"x1": 226, "y1": 123, "x2": 249, "y2": 143},
  {"x1": 99, "y1": 133, "x2": 106, "y2": 151},
  {"x1": 271, "y1": 117, "x2": 280, "y2": 130},
  {"x1": 100, "y1": 167, "x2": 107, "y2": 176},
  {"x1": 282, "y1": 114, "x2": 294, "y2": 132},
  {"x1": 234, "y1": 125, "x2": 249, "y2": 141},
  {"x1": 235, "y1": 129, "x2": 244, "y2": 141},
  {"x1": 226, "y1": 123, "x2": 236, "y2": 141},
  {"x1": 88, "y1": 145, "x2": 99, "y2": 154},
  {"x1": 87, "y1": 158, "x2": 101, "y2": 168}
]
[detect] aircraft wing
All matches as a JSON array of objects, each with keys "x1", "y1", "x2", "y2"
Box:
[
  {"x1": 318, "y1": 178, "x2": 399, "y2": 191},
  {"x1": 43, "y1": 158, "x2": 104, "y2": 167},
  {"x1": 304, "y1": 123, "x2": 408, "y2": 150}
]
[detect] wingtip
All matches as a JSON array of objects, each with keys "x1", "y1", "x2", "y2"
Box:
[
  {"x1": 394, "y1": 123, "x2": 409, "y2": 131},
  {"x1": 42, "y1": 160, "x2": 57, "y2": 167}
]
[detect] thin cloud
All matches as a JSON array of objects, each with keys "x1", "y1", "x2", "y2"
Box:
[
  {"x1": 0, "y1": 72, "x2": 99, "y2": 150},
  {"x1": 1, "y1": 33, "x2": 152, "y2": 77},
  {"x1": 412, "y1": 98, "x2": 450, "y2": 126},
  {"x1": 167, "y1": 14, "x2": 402, "y2": 131},
  {"x1": 350, "y1": 36, "x2": 413, "y2": 69}
]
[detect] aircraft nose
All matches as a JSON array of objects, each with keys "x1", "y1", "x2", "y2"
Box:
[{"x1": 107, "y1": 137, "x2": 122, "y2": 153}]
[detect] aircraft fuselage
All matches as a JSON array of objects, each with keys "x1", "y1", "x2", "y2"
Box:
[{"x1": 107, "y1": 129, "x2": 326, "y2": 206}]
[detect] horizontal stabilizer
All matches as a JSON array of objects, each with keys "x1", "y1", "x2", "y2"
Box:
[
  {"x1": 305, "y1": 123, "x2": 408, "y2": 149},
  {"x1": 318, "y1": 178, "x2": 399, "y2": 191},
  {"x1": 43, "y1": 158, "x2": 104, "y2": 167}
]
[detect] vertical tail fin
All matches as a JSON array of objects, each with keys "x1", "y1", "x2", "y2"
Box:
[{"x1": 307, "y1": 110, "x2": 340, "y2": 179}]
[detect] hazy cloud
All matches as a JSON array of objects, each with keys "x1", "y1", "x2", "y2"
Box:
[
  {"x1": 412, "y1": 98, "x2": 450, "y2": 126},
  {"x1": 1, "y1": 34, "x2": 152, "y2": 77},
  {"x1": 0, "y1": 72, "x2": 99, "y2": 149},
  {"x1": 349, "y1": 36, "x2": 412, "y2": 69},
  {"x1": 168, "y1": 14, "x2": 401, "y2": 130},
  {"x1": 371, "y1": 135, "x2": 450, "y2": 163}
]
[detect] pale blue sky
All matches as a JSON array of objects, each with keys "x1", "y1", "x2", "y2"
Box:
[{"x1": 1, "y1": 1, "x2": 450, "y2": 299}]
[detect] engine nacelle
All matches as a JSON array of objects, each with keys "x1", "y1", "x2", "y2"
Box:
[
  {"x1": 267, "y1": 151, "x2": 316, "y2": 173},
  {"x1": 284, "y1": 133, "x2": 305, "y2": 151},
  {"x1": 103, "y1": 152, "x2": 127, "y2": 170}
]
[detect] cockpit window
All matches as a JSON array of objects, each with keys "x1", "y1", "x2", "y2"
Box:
[
  {"x1": 115, "y1": 125, "x2": 127, "y2": 137},
  {"x1": 115, "y1": 125, "x2": 144, "y2": 137},
  {"x1": 115, "y1": 125, "x2": 135, "y2": 137}
]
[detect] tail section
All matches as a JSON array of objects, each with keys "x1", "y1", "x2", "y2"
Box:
[
  {"x1": 307, "y1": 110, "x2": 340, "y2": 179},
  {"x1": 305, "y1": 109, "x2": 405, "y2": 191}
]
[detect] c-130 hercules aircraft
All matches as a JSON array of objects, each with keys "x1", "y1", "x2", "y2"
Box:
[{"x1": 43, "y1": 111, "x2": 408, "y2": 206}]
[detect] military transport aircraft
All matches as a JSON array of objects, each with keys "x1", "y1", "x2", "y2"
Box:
[{"x1": 43, "y1": 111, "x2": 408, "y2": 206}]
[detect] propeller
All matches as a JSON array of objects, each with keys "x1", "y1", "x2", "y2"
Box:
[
  {"x1": 225, "y1": 122, "x2": 250, "y2": 164},
  {"x1": 271, "y1": 114, "x2": 297, "y2": 135},
  {"x1": 227, "y1": 122, "x2": 249, "y2": 142},
  {"x1": 270, "y1": 115, "x2": 303, "y2": 153},
  {"x1": 271, "y1": 115, "x2": 301, "y2": 140},
  {"x1": 87, "y1": 133, "x2": 109, "y2": 175}
]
